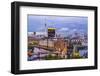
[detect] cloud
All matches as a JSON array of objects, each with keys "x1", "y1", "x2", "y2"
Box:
[
  {"x1": 58, "y1": 28, "x2": 69, "y2": 31},
  {"x1": 72, "y1": 29, "x2": 77, "y2": 32},
  {"x1": 37, "y1": 27, "x2": 45, "y2": 32}
]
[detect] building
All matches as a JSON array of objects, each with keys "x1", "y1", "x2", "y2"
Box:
[{"x1": 48, "y1": 28, "x2": 56, "y2": 38}]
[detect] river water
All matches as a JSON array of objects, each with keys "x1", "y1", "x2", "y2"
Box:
[{"x1": 28, "y1": 47, "x2": 88, "y2": 61}]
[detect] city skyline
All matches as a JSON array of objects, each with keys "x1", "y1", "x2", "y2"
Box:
[
  {"x1": 28, "y1": 15, "x2": 88, "y2": 61},
  {"x1": 28, "y1": 15, "x2": 88, "y2": 36}
]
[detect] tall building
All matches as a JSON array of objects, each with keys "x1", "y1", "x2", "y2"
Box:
[{"x1": 48, "y1": 28, "x2": 56, "y2": 38}]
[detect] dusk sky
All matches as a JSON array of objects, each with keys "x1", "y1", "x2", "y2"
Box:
[{"x1": 28, "y1": 15, "x2": 88, "y2": 35}]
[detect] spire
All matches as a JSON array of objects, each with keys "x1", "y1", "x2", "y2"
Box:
[{"x1": 44, "y1": 18, "x2": 47, "y2": 37}]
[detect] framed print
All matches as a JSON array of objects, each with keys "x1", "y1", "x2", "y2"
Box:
[{"x1": 11, "y1": 1, "x2": 98, "y2": 74}]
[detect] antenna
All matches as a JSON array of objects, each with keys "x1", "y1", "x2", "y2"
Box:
[{"x1": 44, "y1": 17, "x2": 47, "y2": 37}]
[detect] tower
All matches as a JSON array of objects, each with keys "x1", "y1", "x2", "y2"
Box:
[{"x1": 44, "y1": 23, "x2": 47, "y2": 37}]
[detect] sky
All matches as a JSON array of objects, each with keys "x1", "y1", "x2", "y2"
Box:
[{"x1": 28, "y1": 15, "x2": 88, "y2": 35}]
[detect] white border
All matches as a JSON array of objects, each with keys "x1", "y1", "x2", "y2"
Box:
[{"x1": 20, "y1": 6, "x2": 95, "y2": 70}]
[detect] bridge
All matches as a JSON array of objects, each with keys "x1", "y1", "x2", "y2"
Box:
[{"x1": 28, "y1": 44, "x2": 87, "y2": 52}]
